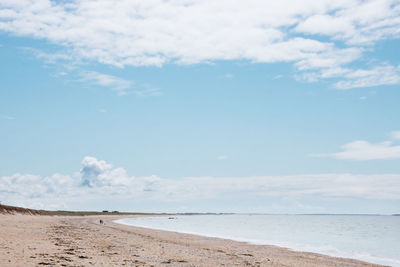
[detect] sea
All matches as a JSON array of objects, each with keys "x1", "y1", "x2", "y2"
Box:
[{"x1": 115, "y1": 214, "x2": 400, "y2": 267}]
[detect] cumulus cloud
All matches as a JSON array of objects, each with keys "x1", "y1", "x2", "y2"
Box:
[
  {"x1": 81, "y1": 156, "x2": 112, "y2": 176},
  {"x1": 1, "y1": 156, "x2": 400, "y2": 211},
  {"x1": 1, "y1": 0, "x2": 399, "y2": 88},
  {"x1": 79, "y1": 156, "x2": 132, "y2": 187},
  {"x1": 315, "y1": 132, "x2": 400, "y2": 160}
]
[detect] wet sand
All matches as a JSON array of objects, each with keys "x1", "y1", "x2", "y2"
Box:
[{"x1": 0, "y1": 214, "x2": 386, "y2": 266}]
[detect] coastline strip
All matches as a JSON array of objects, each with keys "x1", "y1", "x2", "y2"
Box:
[{"x1": 0, "y1": 214, "x2": 387, "y2": 266}]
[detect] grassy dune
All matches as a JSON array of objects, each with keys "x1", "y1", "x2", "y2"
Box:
[{"x1": 0, "y1": 203, "x2": 157, "y2": 216}]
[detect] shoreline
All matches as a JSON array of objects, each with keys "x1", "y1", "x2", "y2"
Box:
[
  {"x1": 114, "y1": 216, "x2": 398, "y2": 267},
  {"x1": 0, "y1": 214, "x2": 387, "y2": 266}
]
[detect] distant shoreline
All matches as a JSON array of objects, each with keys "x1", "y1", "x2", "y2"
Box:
[{"x1": 1, "y1": 203, "x2": 397, "y2": 216}]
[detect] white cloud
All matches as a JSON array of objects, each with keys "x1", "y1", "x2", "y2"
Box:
[
  {"x1": 295, "y1": 14, "x2": 354, "y2": 37},
  {"x1": 80, "y1": 71, "x2": 132, "y2": 95},
  {"x1": 79, "y1": 71, "x2": 162, "y2": 96},
  {"x1": 334, "y1": 141, "x2": 400, "y2": 160},
  {"x1": 295, "y1": 47, "x2": 363, "y2": 71},
  {"x1": 316, "y1": 136, "x2": 400, "y2": 160},
  {"x1": 334, "y1": 64, "x2": 400, "y2": 90},
  {"x1": 81, "y1": 156, "x2": 112, "y2": 176},
  {"x1": 0, "y1": 0, "x2": 399, "y2": 90},
  {"x1": 1, "y1": 156, "x2": 400, "y2": 211},
  {"x1": 295, "y1": 0, "x2": 400, "y2": 45},
  {"x1": 390, "y1": 131, "x2": 400, "y2": 140},
  {"x1": 80, "y1": 156, "x2": 113, "y2": 186},
  {"x1": 297, "y1": 64, "x2": 400, "y2": 89}
]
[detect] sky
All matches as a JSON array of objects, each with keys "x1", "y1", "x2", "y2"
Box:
[{"x1": 1, "y1": 0, "x2": 400, "y2": 214}]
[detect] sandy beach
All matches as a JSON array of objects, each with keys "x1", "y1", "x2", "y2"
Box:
[{"x1": 0, "y1": 214, "x2": 387, "y2": 267}]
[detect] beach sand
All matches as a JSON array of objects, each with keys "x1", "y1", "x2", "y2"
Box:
[{"x1": 0, "y1": 214, "x2": 385, "y2": 266}]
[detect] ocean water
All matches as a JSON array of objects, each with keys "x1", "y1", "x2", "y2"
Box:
[{"x1": 115, "y1": 214, "x2": 400, "y2": 266}]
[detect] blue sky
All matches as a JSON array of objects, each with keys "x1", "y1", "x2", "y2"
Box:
[{"x1": 1, "y1": 0, "x2": 400, "y2": 213}]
